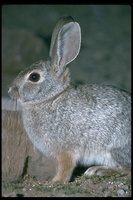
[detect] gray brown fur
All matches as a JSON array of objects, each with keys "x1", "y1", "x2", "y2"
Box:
[{"x1": 8, "y1": 16, "x2": 131, "y2": 182}]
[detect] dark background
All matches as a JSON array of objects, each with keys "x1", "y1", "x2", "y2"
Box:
[{"x1": 2, "y1": 5, "x2": 131, "y2": 97}]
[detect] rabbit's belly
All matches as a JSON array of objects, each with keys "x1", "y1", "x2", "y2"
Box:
[{"x1": 81, "y1": 150, "x2": 119, "y2": 167}]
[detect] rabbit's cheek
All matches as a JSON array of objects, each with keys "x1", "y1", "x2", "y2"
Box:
[{"x1": 21, "y1": 84, "x2": 42, "y2": 101}]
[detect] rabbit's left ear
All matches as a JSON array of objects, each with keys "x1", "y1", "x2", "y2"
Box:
[{"x1": 50, "y1": 21, "x2": 81, "y2": 77}]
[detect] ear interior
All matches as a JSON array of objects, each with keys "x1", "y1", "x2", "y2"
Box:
[
  {"x1": 49, "y1": 16, "x2": 74, "y2": 58},
  {"x1": 58, "y1": 22, "x2": 81, "y2": 67},
  {"x1": 50, "y1": 21, "x2": 81, "y2": 77}
]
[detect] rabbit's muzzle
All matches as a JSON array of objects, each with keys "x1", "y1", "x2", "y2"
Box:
[{"x1": 8, "y1": 85, "x2": 20, "y2": 100}]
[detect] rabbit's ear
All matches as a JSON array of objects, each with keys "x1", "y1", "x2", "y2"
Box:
[
  {"x1": 49, "y1": 16, "x2": 74, "y2": 58},
  {"x1": 50, "y1": 19, "x2": 81, "y2": 77}
]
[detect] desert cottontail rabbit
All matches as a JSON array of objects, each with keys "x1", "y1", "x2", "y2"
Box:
[{"x1": 8, "y1": 16, "x2": 131, "y2": 182}]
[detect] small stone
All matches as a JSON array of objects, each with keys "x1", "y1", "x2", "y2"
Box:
[
  {"x1": 22, "y1": 188, "x2": 27, "y2": 192},
  {"x1": 117, "y1": 188, "x2": 126, "y2": 196},
  {"x1": 57, "y1": 193, "x2": 68, "y2": 197},
  {"x1": 3, "y1": 192, "x2": 17, "y2": 197},
  {"x1": 108, "y1": 184, "x2": 114, "y2": 190},
  {"x1": 122, "y1": 185, "x2": 128, "y2": 191},
  {"x1": 22, "y1": 184, "x2": 32, "y2": 191}
]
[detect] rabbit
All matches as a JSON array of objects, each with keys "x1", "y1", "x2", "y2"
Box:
[{"x1": 8, "y1": 15, "x2": 131, "y2": 182}]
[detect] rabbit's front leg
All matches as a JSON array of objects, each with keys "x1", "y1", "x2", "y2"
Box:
[{"x1": 52, "y1": 150, "x2": 75, "y2": 183}]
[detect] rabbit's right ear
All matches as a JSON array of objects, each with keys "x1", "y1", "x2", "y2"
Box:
[{"x1": 49, "y1": 16, "x2": 81, "y2": 77}]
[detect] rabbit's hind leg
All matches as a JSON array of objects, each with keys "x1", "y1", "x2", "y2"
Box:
[
  {"x1": 52, "y1": 150, "x2": 76, "y2": 183},
  {"x1": 84, "y1": 166, "x2": 129, "y2": 177}
]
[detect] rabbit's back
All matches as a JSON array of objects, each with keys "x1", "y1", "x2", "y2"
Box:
[{"x1": 61, "y1": 84, "x2": 131, "y2": 145}]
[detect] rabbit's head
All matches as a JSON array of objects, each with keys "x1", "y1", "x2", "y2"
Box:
[{"x1": 8, "y1": 16, "x2": 81, "y2": 104}]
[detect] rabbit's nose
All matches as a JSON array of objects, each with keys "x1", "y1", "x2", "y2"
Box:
[
  {"x1": 8, "y1": 86, "x2": 20, "y2": 100},
  {"x1": 8, "y1": 87, "x2": 12, "y2": 96},
  {"x1": 8, "y1": 86, "x2": 13, "y2": 98}
]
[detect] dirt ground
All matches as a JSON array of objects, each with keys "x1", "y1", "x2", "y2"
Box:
[{"x1": 2, "y1": 168, "x2": 131, "y2": 197}]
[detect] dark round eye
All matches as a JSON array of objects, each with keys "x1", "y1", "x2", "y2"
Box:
[{"x1": 29, "y1": 72, "x2": 40, "y2": 82}]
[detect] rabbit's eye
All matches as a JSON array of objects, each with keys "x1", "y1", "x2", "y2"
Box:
[{"x1": 29, "y1": 73, "x2": 40, "y2": 82}]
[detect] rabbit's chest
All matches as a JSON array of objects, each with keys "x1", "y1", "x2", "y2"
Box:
[
  {"x1": 23, "y1": 108, "x2": 56, "y2": 132},
  {"x1": 22, "y1": 107, "x2": 61, "y2": 150},
  {"x1": 22, "y1": 113, "x2": 52, "y2": 156}
]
